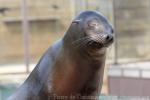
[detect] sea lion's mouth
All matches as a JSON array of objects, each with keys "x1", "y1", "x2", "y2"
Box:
[
  {"x1": 87, "y1": 37, "x2": 114, "y2": 49},
  {"x1": 88, "y1": 41, "x2": 103, "y2": 49},
  {"x1": 104, "y1": 37, "x2": 114, "y2": 47}
]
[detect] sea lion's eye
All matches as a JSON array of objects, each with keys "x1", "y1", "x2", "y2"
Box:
[
  {"x1": 89, "y1": 21, "x2": 98, "y2": 27},
  {"x1": 90, "y1": 22, "x2": 98, "y2": 26},
  {"x1": 88, "y1": 22, "x2": 98, "y2": 30}
]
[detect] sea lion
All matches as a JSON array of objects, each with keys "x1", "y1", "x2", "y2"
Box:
[{"x1": 8, "y1": 10, "x2": 114, "y2": 100}]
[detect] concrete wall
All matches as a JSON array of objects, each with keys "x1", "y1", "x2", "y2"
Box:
[
  {"x1": 0, "y1": 0, "x2": 74, "y2": 63},
  {"x1": 0, "y1": 0, "x2": 112, "y2": 64},
  {"x1": 114, "y1": 0, "x2": 150, "y2": 59}
]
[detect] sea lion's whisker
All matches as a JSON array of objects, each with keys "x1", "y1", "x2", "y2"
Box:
[
  {"x1": 73, "y1": 38, "x2": 92, "y2": 49},
  {"x1": 72, "y1": 36, "x2": 92, "y2": 49},
  {"x1": 72, "y1": 36, "x2": 91, "y2": 45}
]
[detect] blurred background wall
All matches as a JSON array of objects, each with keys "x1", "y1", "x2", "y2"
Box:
[
  {"x1": 0, "y1": 0, "x2": 150, "y2": 65},
  {"x1": 114, "y1": 0, "x2": 150, "y2": 61}
]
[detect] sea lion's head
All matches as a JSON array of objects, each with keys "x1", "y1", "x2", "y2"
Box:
[{"x1": 64, "y1": 10, "x2": 114, "y2": 51}]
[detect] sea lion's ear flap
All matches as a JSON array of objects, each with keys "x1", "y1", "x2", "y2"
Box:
[{"x1": 72, "y1": 19, "x2": 82, "y2": 24}]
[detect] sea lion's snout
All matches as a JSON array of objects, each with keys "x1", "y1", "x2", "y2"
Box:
[
  {"x1": 103, "y1": 34, "x2": 114, "y2": 46},
  {"x1": 88, "y1": 33, "x2": 114, "y2": 49},
  {"x1": 105, "y1": 34, "x2": 113, "y2": 42}
]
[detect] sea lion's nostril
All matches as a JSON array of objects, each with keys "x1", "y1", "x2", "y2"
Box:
[
  {"x1": 105, "y1": 35, "x2": 113, "y2": 41},
  {"x1": 106, "y1": 35, "x2": 110, "y2": 40}
]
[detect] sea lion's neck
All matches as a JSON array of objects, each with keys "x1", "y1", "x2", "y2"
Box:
[{"x1": 64, "y1": 42, "x2": 107, "y2": 65}]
